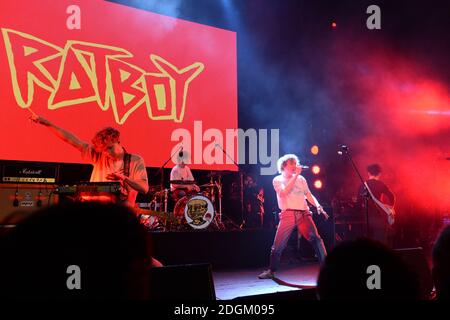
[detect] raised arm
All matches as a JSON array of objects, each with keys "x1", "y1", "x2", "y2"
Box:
[
  {"x1": 30, "y1": 114, "x2": 87, "y2": 151},
  {"x1": 273, "y1": 171, "x2": 300, "y2": 197}
]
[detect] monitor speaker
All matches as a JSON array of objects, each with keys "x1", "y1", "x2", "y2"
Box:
[{"x1": 148, "y1": 263, "x2": 216, "y2": 300}]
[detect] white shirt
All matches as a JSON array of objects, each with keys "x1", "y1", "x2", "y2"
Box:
[
  {"x1": 273, "y1": 174, "x2": 310, "y2": 210},
  {"x1": 81, "y1": 144, "x2": 148, "y2": 207},
  {"x1": 170, "y1": 165, "x2": 195, "y2": 191}
]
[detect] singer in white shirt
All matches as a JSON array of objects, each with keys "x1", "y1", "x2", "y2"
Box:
[{"x1": 259, "y1": 154, "x2": 329, "y2": 279}]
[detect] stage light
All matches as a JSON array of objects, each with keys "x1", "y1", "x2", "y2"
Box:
[
  {"x1": 311, "y1": 145, "x2": 319, "y2": 155},
  {"x1": 312, "y1": 165, "x2": 321, "y2": 174},
  {"x1": 331, "y1": 21, "x2": 337, "y2": 29},
  {"x1": 314, "y1": 180, "x2": 323, "y2": 189}
]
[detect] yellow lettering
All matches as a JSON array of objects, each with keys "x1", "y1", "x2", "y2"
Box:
[{"x1": 1, "y1": 28, "x2": 205, "y2": 124}]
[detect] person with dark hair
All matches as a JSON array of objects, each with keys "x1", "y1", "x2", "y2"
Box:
[
  {"x1": 432, "y1": 225, "x2": 450, "y2": 300},
  {"x1": 0, "y1": 202, "x2": 153, "y2": 299},
  {"x1": 367, "y1": 163, "x2": 382, "y2": 176},
  {"x1": 317, "y1": 238, "x2": 420, "y2": 300},
  {"x1": 357, "y1": 163, "x2": 395, "y2": 246},
  {"x1": 30, "y1": 115, "x2": 149, "y2": 207},
  {"x1": 258, "y1": 154, "x2": 329, "y2": 279},
  {"x1": 242, "y1": 174, "x2": 265, "y2": 228}
]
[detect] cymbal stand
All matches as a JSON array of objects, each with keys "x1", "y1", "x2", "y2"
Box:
[
  {"x1": 164, "y1": 188, "x2": 168, "y2": 213},
  {"x1": 215, "y1": 175, "x2": 223, "y2": 224},
  {"x1": 212, "y1": 172, "x2": 240, "y2": 231},
  {"x1": 155, "y1": 143, "x2": 182, "y2": 208},
  {"x1": 208, "y1": 175, "x2": 216, "y2": 203},
  {"x1": 150, "y1": 197, "x2": 157, "y2": 211},
  {"x1": 214, "y1": 143, "x2": 243, "y2": 230}
]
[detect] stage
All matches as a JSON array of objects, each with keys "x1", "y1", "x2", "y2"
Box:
[
  {"x1": 147, "y1": 219, "x2": 334, "y2": 270},
  {"x1": 213, "y1": 263, "x2": 319, "y2": 300},
  {"x1": 148, "y1": 228, "x2": 277, "y2": 269},
  {"x1": 147, "y1": 228, "x2": 323, "y2": 300}
]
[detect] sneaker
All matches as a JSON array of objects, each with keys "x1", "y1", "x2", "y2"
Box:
[{"x1": 258, "y1": 269, "x2": 274, "y2": 279}]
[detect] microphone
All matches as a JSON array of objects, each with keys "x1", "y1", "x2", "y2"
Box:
[
  {"x1": 300, "y1": 165, "x2": 309, "y2": 169},
  {"x1": 337, "y1": 144, "x2": 348, "y2": 155},
  {"x1": 178, "y1": 146, "x2": 183, "y2": 158}
]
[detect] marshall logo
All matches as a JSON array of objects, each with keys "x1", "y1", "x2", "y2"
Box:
[
  {"x1": 2, "y1": 162, "x2": 58, "y2": 184},
  {"x1": 21, "y1": 168, "x2": 43, "y2": 175}
]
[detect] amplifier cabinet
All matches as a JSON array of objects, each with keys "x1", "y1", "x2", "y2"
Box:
[{"x1": 0, "y1": 183, "x2": 58, "y2": 225}]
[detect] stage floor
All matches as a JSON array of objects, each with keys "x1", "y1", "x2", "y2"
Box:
[{"x1": 213, "y1": 262, "x2": 319, "y2": 300}]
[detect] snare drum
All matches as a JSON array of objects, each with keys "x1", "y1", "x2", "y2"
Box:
[{"x1": 173, "y1": 194, "x2": 215, "y2": 229}]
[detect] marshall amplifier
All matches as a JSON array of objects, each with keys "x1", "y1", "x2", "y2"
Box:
[
  {"x1": 1, "y1": 161, "x2": 59, "y2": 184},
  {"x1": 0, "y1": 183, "x2": 58, "y2": 225}
]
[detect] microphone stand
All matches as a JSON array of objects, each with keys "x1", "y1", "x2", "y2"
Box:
[
  {"x1": 155, "y1": 144, "x2": 183, "y2": 215},
  {"x1": 339, "y1": 145, "x2": 370, "y2": 237},
  {"x1": 214, "y1": 143, "x2": 242, "y2": 230}
]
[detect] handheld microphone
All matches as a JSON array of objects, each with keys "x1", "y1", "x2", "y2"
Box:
[
  {"x1": 300, "y1": 165, "x2": 309, "y2": 169},
  {"x1": 178, "y1": 146, "x2": 183, "y2": 158}
]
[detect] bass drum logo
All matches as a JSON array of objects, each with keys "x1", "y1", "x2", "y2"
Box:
[{"x1": 184, "y1": 195, "x2": 215, "y2": 229}]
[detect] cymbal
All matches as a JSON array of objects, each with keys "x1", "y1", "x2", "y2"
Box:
[
  {"x1": 207, "y1": 170, "x2": 232, "y2": 177},
  {"x1": 153, "y1": 190, "x2": 166, "y2": 197},
  {"x1": 200, "y1": 183, "x2": 216, "y2": 188},
  {"x1": 170, "y1": 180, "x2": 196, "y2": 185}
]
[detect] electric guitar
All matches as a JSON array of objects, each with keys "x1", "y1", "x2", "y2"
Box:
[{"x1": 364, "y1": 182, "x2": 396, "y2": 225}]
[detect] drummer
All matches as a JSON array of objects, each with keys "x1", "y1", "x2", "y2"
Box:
[{"x1": 170, "y1": 150, "x2": 200, "y2": 202}]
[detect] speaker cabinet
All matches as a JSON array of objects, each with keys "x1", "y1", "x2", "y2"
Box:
[
  {"x1": 0, "y1": 184, "x2": 57, "y2": 225},
  {"x1": 148, "y1": 263, "x2": 216, "y2": 300}
]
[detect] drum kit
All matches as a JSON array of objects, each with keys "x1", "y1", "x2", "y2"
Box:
[{"x1": 138, "y1": 171, "x2": 227, "y2": 231}]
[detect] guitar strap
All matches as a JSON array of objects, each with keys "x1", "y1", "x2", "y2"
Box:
[
  {"x1": 119, "y1": 149, "x2": 132, "y2": 202},
  {"x1": 364, "y1": 182, "x2": 383, "y2": 209},
  {"x1": 123, "y1": 152, "x2": 131, "y2": 177}
]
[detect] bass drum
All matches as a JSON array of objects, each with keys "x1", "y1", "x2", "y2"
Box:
[{"x1": 173, "y1": 193, "x2": 215, "y2": 229}]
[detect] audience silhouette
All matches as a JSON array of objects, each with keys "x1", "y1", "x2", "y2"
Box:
[
  {"x1": 0, "y1": 202, "x2": 153, "y2": 299},
  {"x1": 317, "y1": 238, "x2": 420, "y2": 300}
]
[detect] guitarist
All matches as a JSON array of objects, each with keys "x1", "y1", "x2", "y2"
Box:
[
  {"x1": 357, "y1": 164, "x2": 396, "y2": 246},
  {"x1": 30, "y1": 114, "x2": 149, "y2": 207}
]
